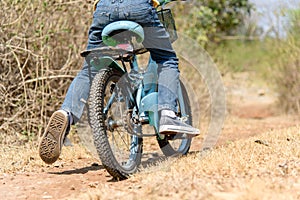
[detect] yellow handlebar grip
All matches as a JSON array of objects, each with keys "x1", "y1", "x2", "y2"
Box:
[{"x1": 152, "y1": 0, "x2": 160, "y2": 8}]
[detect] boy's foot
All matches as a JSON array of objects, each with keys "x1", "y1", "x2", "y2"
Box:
[
  {"x1": 159, "y1": 110, "x2": 200, "y2": 136},
  {"x1": 38, "y1": 110, "x2": 69, "y2": 164}
]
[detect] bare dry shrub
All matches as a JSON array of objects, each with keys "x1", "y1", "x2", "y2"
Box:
[
  {"x1": 0, "y1": 0, "x2": 93, "y2": 142},
  {"x1": 275, "y1": 39, "x2": 300, "y2": 114},
  {"x1": 0, "y1": 0, "x2": 212, "y2": 145}
]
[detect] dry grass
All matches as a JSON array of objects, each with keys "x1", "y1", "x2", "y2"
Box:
[
  {"x1": 73, "y1": 125, "x2": 300, "y2": 200},
  {"x1": 0, "y1": 0, "x2": 211, "y2": 144},
  {"x1": 1, "y1": 125, "x2": 299, "y2": 199},
  {"x1": 0, "y1": 138, "x2": 95, "y2": 174},
  {"x1": 0, "y1": 0, "x2": 92, "y2": 139}
]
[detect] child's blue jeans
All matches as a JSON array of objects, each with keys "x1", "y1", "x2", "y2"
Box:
[{"x1": 61, "y1": 0, "x2": 179, "y2": 123}]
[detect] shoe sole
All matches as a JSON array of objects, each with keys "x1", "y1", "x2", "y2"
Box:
[
  {"x1": 38, "y1": 111, "x2": 68, "y2": 164},
  {"x1": 159, "y1": 125, "x2": 200, "y2": 136}
]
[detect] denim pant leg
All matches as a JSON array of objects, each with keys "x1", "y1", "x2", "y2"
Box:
[
  {"x1": 61, "y1": 0, "x2": 179, "y2": 123},
  {"x1": 60, "y1": 61, "x2": 98, "y2": 123},
  {"x1": 61, "y1": 4, "x2": 112, "y2": 123},
  {"x1": 142, "y1": 25, "x2": 179, "y2": 112},
  {"x1": 121, "y1": 1, "x2": 179, "y2": 112}
]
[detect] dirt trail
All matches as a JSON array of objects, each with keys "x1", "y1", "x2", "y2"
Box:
[
  {"x1": 1, "y1": 115, "x2": 298, "y2": 200},
  {"x1": 1, "y1": 72, "x2": 299, "y2": 200}
]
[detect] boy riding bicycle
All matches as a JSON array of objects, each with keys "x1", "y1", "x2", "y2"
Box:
[{"x1": 38, "y1": 0, "x2": 199, "y2": 164}]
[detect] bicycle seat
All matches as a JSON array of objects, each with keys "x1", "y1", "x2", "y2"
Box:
[{"x1": 102, "y1": 21, "x2": 144, "y2": 47}]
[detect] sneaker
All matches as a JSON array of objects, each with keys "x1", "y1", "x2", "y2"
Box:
[
  {"x1": 159, "y1": 111, "x2": 200, "y2": 136},
  {"x1": 38, "y1": 110, "x2": 70, "y2": 164}
]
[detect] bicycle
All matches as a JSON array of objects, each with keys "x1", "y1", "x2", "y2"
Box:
[{"x1": 81, "y1": 1, "x2": 195, "y2": 180}]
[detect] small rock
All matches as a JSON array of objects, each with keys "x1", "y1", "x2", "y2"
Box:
[
  {"x1": 91, "y1": 163, "x2": 99, "y2": 167},
  {"x1": 254, "y1": 139, "x2": 269, "y2": 146},
  {"x1": 42, "y1": 195, "x2": 53, "y2": 199},
  {"x1": 279, "y1": 162, "x2": 288, "y2": 175},
  {"x1": 88, "y1": 182, "x2": 99, "y2": 188},
  {"x1": 258, "y1": 89, "x2": 265, "y2": 96},
  {"x1": 53, "y1": 162, "x2": 64, "y2": 168}
]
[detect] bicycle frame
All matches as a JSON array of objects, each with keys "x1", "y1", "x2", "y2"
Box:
[
  {"x1": 84, "y1": 50, "x2": 189, "y2": 140},
  {"x1": 85, "y1": 50, "x2": 160, "y2": 134},
  {"x1": 81, "y1": 1, "x2": 193, "y2": 180},
  {"x1": 82, "y1": 18, "x2": 188, "y2": 139}
]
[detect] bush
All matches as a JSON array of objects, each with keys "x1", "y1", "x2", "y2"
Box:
[
  {"x1": 274, "y1": 9, "x2": 300, "y2": 114},
  {"x1": 0, "y1": 0, "x2": 254, "y2": 142},
  {"x1": 275, "y1": 42, "x2": 300, "y2": 114},
  {"x1": 173, "y1": 0, "x2": 253, "y2": 46},
  {"x1": 0, "y1": 0, "x2": 92, "y2": 141}
]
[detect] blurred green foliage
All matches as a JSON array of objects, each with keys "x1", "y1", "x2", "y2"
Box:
[
  {"x1": 287, "y1": 8, "x2": 300, "y2": 39},
  {"x1": 174, "y1": 0, "x2": 253, "y2": 46},
  {"x1": 205, "y1": 6, "x2": 300, "y2": 114},
  {"x1": 208, "y1": 39, "x2": 279, "y2": 73}
]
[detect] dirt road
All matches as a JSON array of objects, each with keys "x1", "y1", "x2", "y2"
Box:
[{"x1": 1, "y1": 72, "x2": 299, "y2": 200}]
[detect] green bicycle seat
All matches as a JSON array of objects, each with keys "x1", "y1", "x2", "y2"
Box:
[{"x1": 102, "y1": 21, "x2": 145, "y2": 47}]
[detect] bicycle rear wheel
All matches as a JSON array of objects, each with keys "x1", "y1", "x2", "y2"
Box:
[
  {"x1": 157, "y1": 80, "x2": 192, "y2": 157},
  {"x1": 89, "y1": 69, "x2": 142, "y2": 180}
]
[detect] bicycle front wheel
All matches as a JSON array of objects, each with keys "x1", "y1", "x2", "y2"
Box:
[{"x1": 89, "y1": 69, "x2": 142, "y2": 180}]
